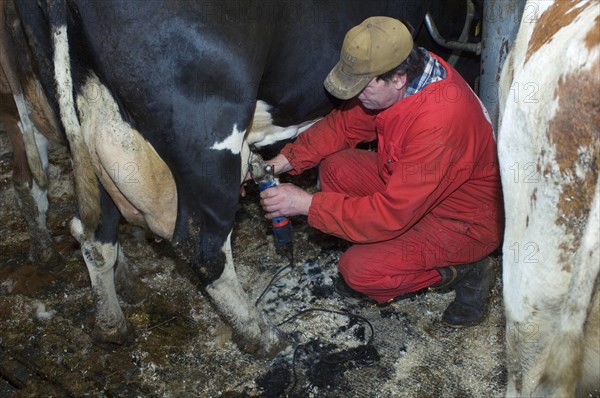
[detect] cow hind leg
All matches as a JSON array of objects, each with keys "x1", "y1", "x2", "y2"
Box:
[
  {"x1": 70, "y1": 181, "x2": 134, "y2": 344},
  {"x1": 13, "y1": 179, "x2": 61, "y2": 267},
  {"x1": 535, "y1": 279, "x2": 600, "y2": 397},
  {"x1": 205, "y1": 232, "x2": 288, "y2": 357},
  {"x1": 3, "y1": 114, "x2": 61, "y2": 268},
  {"x1": 536, "y1": 182, "x2": 600, "y2": 397},
  {"x1": 579, "y1": 282, "x2": 600, "y2": 396}
]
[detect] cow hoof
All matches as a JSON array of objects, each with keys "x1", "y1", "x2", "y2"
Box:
[
  {"x1": 235, "y1": 329, "x2": 290, "y2": 358},
  {"x1": 92, "y1": 320, "x2": 133, "y2": 345}
]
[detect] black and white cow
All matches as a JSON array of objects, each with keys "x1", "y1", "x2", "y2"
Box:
[
  {"x1": 498, "y1": 0, "x2": 599, "y2": 396},
  {"x1": 12, "y1": 0, "x2": 431, "y2": 356}
]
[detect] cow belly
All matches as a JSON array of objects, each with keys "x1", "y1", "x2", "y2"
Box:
[{"x1": 76, "y1": 74, "x2": 177, "y2": 239}]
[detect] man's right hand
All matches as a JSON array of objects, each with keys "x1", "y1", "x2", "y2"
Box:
[
  {"x1": 265, "y1": 154, "x2": 292, "y2": 176},
  {"x1": 240, "y1": 154, "x2": 292, "y2": 197}
]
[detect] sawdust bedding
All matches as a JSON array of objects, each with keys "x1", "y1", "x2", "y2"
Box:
[{"x1": 0, "y1": 131, "x2": 507, "y2": 397}]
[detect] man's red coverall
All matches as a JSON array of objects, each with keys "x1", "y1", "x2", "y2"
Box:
[{"x1": 280, "y1": 54, "x2": 504, "y2": 302}]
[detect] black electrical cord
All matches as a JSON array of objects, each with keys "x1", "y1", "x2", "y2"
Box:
[
  {"x1": 278, "y1": 308, "x2": 375, "y2": 395},
  {"x1": 253, "y1": 240, "x2": 376, "y2": 396},
  {"x1": 278, "y1": 308, "x2": 375, "y2": 345},
  {"x1": 254, "y1": 245, "x2": 294, "y2": 306}
]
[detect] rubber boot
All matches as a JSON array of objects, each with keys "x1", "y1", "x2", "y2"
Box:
[
  {"x1": 334, "y1": 276, "x2": 367, "y2": 300},
  {"x1": 429, "y1": 257, "x2": 496, "y2": 291},
  {"x1": 439, "y1": 257, "x2": 497, "y2": 327}
]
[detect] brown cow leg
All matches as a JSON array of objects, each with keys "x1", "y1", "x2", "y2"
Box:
[{"x1": 3, "y1": 114, "x2": 62, "y2": 269}]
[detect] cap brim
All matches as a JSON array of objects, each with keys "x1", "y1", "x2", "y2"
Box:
[{"x1": 324, "y1": 62, "x2": 373, "y2": 100}]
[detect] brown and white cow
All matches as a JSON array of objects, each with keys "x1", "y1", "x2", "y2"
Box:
[
  {"x1": 0, "y1": 0, "x2": 62, "y2": 267},
  {"x1": 498, "y1": 0, "x2": 599, "y2": 396}
]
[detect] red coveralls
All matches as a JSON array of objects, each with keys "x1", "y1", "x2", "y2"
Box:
[{"x1": 280, "y1": 54, "x2": 504, "y2": 303}]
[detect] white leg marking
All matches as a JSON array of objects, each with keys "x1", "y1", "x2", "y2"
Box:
[
  {"x1": 70, "y1": 217, "x2": 127, "y2": 341},
  {"x1": 14, "y1": 92, "x2": 47, "y2": 187},
  {"x1": 31, "y1": 131, "x2": 49, "y2": 228},
  {"x1": 31, "y1": 181, "x2": 48, "y2": 228},
  {"x1": 205, "y1": 231, "x2": 282, "y2": 354}
]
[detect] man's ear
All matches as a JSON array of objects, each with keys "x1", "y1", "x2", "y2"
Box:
[{"x1": 392, "y1": 73, "x2": 407, "y2": 89}]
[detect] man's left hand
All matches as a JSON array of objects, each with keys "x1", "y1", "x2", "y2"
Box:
[{"x1": 260, "y1": 183, "x2": 313, "y2": 219}]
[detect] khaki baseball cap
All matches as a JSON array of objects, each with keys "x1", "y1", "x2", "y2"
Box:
[{"x1": 324, "y1": 16, "x2": 413, "y2": 100}]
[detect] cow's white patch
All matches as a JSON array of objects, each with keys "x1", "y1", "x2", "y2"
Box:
[
  {"x1": 70, "y1": 216, "x2": 85, "y2": 242},
  {"x1": 246, "y1": 100, "x2": 321, "y2": 147},
  {"x1": 31, "y1": 180, "x2": 48, "y2": 227},
  {"x1": 211, "y1": 124, "x2": 246, "y2": 154},
  {"x1": 215, "y1": 100, "x2": 322, "y2": 183}
]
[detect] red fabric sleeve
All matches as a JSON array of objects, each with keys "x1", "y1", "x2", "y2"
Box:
[
  {"x1": 308, "y1": 119, "x2": 460, "y2": 243},
  {"x1": 280, "y1": 99, "x2": 377, "y2": 175}
]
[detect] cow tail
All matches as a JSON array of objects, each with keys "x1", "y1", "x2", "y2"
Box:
[
  {"x1": 47, "y1": 0, "x2": 101, "y2": 232},
  {"x1": 538, "y1": 177, "x2": 600, "y2": 396}
]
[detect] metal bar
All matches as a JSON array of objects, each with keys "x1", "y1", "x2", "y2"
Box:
[
  {"x1": 424, "y1": 12, "x2": 481, "y2": 55},
  {"x1": 447, "y1": 0, "x2": 476, "y2": 66},
  {"x1": 479, "y1": 0, "x2": 528, "y2": 134}
]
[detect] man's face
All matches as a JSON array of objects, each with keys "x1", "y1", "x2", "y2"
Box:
[{"x1": 357, "y1": 74, "x2": 407, "y2": 110}]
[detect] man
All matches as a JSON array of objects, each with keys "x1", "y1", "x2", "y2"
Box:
[{"x1": 259, "y1": 16, "x2": 504, "y2": 327}]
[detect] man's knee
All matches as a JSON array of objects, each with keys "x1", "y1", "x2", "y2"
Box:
[
  {"x1": 338, "y1": 247, "x2": 368, "y2": 288},
  {"x1": 319, "y1": 152, "x2": 347, "y2": 192}
]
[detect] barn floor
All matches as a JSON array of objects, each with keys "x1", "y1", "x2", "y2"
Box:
[{"x1": 0, "y1": 129, "x2": 507, "y2": 397}]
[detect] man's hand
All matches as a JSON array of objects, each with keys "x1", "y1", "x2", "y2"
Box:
[
  {"x1": 266, "y1": 154, "x2": 293, "y2": 176},
  {"x1": 260, "y1": 183, "x2": 313, "y2": 219},
  {"x1": 240, "y1": 154, "x2": 293, "y2": 197}
]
